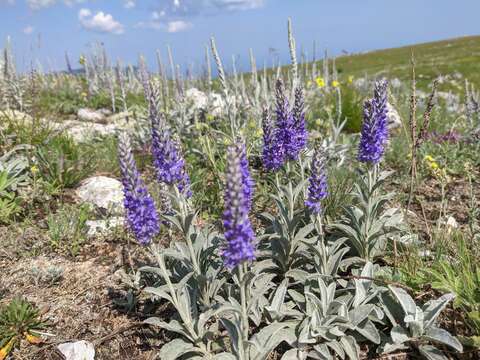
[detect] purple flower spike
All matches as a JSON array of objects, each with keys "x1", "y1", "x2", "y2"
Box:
[
  {"x1": 358, "y1": 80, "x2": 389, "y2": 164},
  {"x1": 150, "y1": 111, "x2": 192, "y2": 198},
  {"x1": 221, "y1": 142, "x2": 256, "y2": 269},
  {"x1": 305, "y1": 146, "x2": 328, "y2": 214},
  {"x1": 239, "y1": 141, "x2": 255, "y2": 209},
  {"x1": 262, "y1": 108, "x2": 284, "y2": 171},
  {"x1": 275, "y1": 79, "x2": 297, "y2": 161},
  {"x1": 292, "y1": 86, "x2": 308, "y2": 157},
  {"x1": 118, "y1": 132, "x2": 160, "y2": 245}
]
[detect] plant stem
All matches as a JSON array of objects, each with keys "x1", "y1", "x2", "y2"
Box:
[{"x1": 237, "y1": 263, "x2": 249, "y2": 359}]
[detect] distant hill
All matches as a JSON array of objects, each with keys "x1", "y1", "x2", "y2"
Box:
[{"x1": 320, "y1": 35, "x2": 480, "y2": 89}]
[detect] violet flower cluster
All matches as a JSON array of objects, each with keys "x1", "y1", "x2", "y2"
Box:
[
  {"x1": 305, "y1": 146, "x2": 328, "y2": 214},
  {"x1": 118, "y1": 132, "x2": 160, "y2": 245},
  {"x1": 150, "y1": 111, "x2": 192, "y2": 198},
  {"x1": 262, "y1": 80, "x2": 308, "y2": 171},
  {"x1": 357, "y1": 80, "x2": 389, "y2": 164},
  {"x1": 239, "y1": 141, "x2": 255, "y2": 210},
  {"x1": 275, "y1": 79, "x2": 298, "y2": 161},
  {"x1": 292, "y1": 86, "x2": 308, "y2": 157},
  {"x1": 262, "y1": 108, "x2": 284, "y2": 171},
  {"x1": 221, "y1": 141, "x2": 256, "y2": 269}
]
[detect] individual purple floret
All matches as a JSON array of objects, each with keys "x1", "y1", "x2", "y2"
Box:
[
  {"x1": 275, "y1": 79, "x2": 298, "y2": 161},
  {"x1": 358, "y1": 80, "x2": 389, "y2": 164},
  {"x1": 262, "y1": 108, "x2": 284, "y2": 171},
  {"x1": 118, "y1": 132, "x2": 160, "y2": 245},
  {"x1": 221, "y1": 143, "x2": 256, "y2": 269},
  {"x1": 305, "y1": 146, "x2": 328, "y2": 214},
  {"x1": 238, "y1": 141, "x2": 255, "y2": 209}
]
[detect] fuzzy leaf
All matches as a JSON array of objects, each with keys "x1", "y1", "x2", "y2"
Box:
[
  {"x1": 424, "y1": 327, "x2": 463, "y2": 352},
  {"x1": 422, "y1": 293, "x2": 455, "y2": 329},
  {"x1": 158, "y1": 338, "x2": 202, "y2": 360},
  {"x1": 418, "y1": 345, "x2": 449, "y2": 360},
  {"x1": 281, "y1": 349, "x2": 307, "y2": 360},
  {"x1": 390, "y1": 325, "x2": 410, "y2": 344},
  {"x1": 388, "y1": 286, "x2": 416, "y2": 318}
]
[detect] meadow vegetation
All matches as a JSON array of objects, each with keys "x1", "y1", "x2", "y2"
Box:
[{"x1": 0, "y1": 26, "x2": 479, "y2": 359}]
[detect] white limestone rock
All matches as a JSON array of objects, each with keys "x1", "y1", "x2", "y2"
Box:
[
  {"x1": 58, "y1": 341, "x2": 95, "y2": 360},
  {"x1": 76, "y1": 176, "x2": 124, "y2": 215}
]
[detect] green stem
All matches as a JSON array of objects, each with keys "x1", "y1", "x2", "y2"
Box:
[{"x1": 237, "y1": 263, "x2": 249, "y2": 360}]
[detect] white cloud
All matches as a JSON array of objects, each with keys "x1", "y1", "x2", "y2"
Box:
[
  {"x1": 156, "y1": 0, "x2": 265, "y2": 17},
  {"x1": 167, "y1": 20, "x2": 191, "y2": 33},
  {"x1": 136, "y1": 21, "x2": 163, "y2": 31},
  {"x1": 124, "y1": 0, "x2": 135, "y2": 9},
  {"x1": 27, "y1": 0, "x2": 55, "y2": 10},
  {"x1": 26, "y1": 0, "x2": 85, "y2": 10},
  {"x1": 152, "y1": 10, "x2": 165, "y2": 20},
  {"x1": 135, "y1": 17, "x2": 191, "y2": 33},
  {"x1": 78, "y1": 8, "x2": 125, "y2": 34},
  {"x1": 23, "y1": 25, "x2": 34, "y2": 34}
]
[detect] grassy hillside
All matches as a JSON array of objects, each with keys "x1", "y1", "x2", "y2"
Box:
[{"x1": 322, "y1": 35, "x2": 480, "y2": 89}]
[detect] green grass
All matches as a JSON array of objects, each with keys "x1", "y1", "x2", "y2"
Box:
[{"x1": 329, "y1": 35, "x2": 480, "y2": 89}]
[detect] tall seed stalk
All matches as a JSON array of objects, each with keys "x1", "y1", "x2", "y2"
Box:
[{"x1": 407, "y1": 54, "x2": 438, "y2": 209}]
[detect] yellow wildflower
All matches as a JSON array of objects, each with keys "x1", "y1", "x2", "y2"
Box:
[
  {"x1": 24, "y1": 332, "x2": 42, "y2": 345},
  {"x1": 0, "y1": 338, "x2": 15, "y2": 360},
  {"x1": 315, "y1": 77, "x2": 325, "y2": 88},
  {"x1": 315, "y1": 118, "x2": 322, "y2": 126},
  {"x1": 429, "y1": 162, "x2": 439, "y2": 170},
  {"x1": 424, "y1": 155, "x2": 435, "y2": 162},
  {"x1": 331, "y1": 80, "x2": 340, "y2": 88},
  {"x1": 206, "y1": 114, "x2": 214, "y2": 122},
  {"x1": 347, "y1": 75, "x2": 354, "y2": 84},
  {"x1": 31, "y1": 165, "x2": 39, "y2": 175}
]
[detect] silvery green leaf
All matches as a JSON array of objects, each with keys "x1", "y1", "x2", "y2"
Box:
[
  {"x1": 158, "y1": 338, "x2": 203, "y2": 360},
  {"x1": 143, "y1": 286, "x2": 173, "y2": 303},
  {"x1": 288, "y1": 289, "x2": 305, "y2": 307},
  {"x1": 144, "y1": 318, "x2": 192, "y2": 341},
  {"x1": 424, "y1": 327, "x2": 463, "y2": 352},
  {"x1": 285, "y1": 269, "x2": 310, "y2": 282},
  {"x1": 356, "y1": 319, "x2": 380, "y2": 344},
  {"x1": 163, "y1": 247, "x2": 189, "y2": 262},
  {"x1": 212, "y1": 353, "x2": 236, "y2": 360},
  {"x1": 380, "y1": 292, "x2": 403, "y2": 326},
  {"x1": 379, "y1": 341, "x2": 408, "y2": 355},
  {"x1": 293, "y1": 223, "x2": 315, "y2": 243},
  {"x1": 220, "y1": 318, "x2": 241, "y2": 355},
  {"x1": 408, "y1": 318, "x2": 424, "y2": 338},
  {"x1": 418, "y1": 345, "x2": 449, "y2": 360},
  {"x1": 326, "y1": 340, "x2": 345, "y2": 360},
  {"x1": 349, "y1": 304, "x2": 373, "y2": 326},
  {"x1": 313, "y1": 343, "x2": 332, "y2": 359},
  {"x1": 339, "y1": 335, "x2": 359, "y2": 360},
  {"x1": 249, "y1": 322, "x2": 292, "y2": 360},
  {"x1": 139, "y1": 266, "x2": 165, "y2": 278},
  {"x1": 327, "y1": 326, "x2": 345, "y2": 337},
  {"x1": 422, "y1": 293, "x2": 455, "y2": 329},
  {"x1": 298, "y1": 318, "x2": 315, "y2": 344},
  {"x1": 390, "y1": 325, "x2": 410, "y2": 344},
  {"x1": 388, "y1": 286, "x2": 416, "y2": 318},
  {"x1": 281, "y1": 348, "x2": 307, "y2": 360},
  {"x1": 265, "y1": 279, "x2": 288, "y2": 321},
  {"x1": 252, "y1": 259, "x2": 277, "y2": 273}
]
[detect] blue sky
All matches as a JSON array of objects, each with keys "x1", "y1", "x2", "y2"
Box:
[{"x1": 1, "y1": 0, "x2": 479, "y2": 73}]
